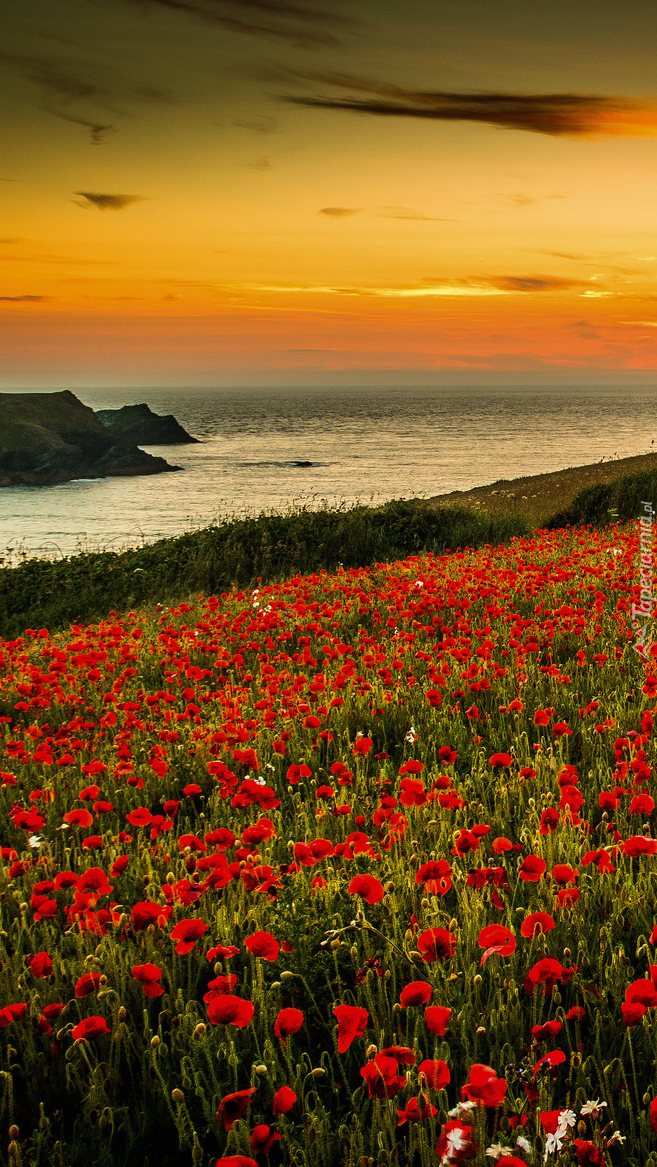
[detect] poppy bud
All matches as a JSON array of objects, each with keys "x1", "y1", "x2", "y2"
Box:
[
  {"x1": 421, "y1": 898, "x2": 430, "y2": 909},
  {"x1": 384, "y1": 881, "x2": 394, "y2": 894},
  {"x1": 281, "y1": 971, "x2": 294, "y2": 982},
  {"x1": 117, "y1": 1007, "x2": 127, "y2": 1023},
  {"x1": 409, "y1": 951, "x2": 424, "y2": 963},
  {"x1": 8, "y1": 1126, "x2": 19, "y2": 1141},
  {"x1": 166, "y1": 872, "x2": 175, "y2": 884},
  {"x1": 39, "y1": 1105, "x2": 49, "y2": 1132},
  {"x1": 366, "y1": 1044, "x2": 378, "y2": 1058},
  {"x1": 270, "y1": 982, "x2": 281, "y2": 990},
  {"x1": 563, "y1": 948, "x2": 571, "y2": 958},
  {"x1": 392, "y1": 1003, "x2": 401, "y2": 1013},
  {"x1": 331, "y1": 938, "x2": 341, "y2": 950},
  {"x1": 473, "y1": 975, "x2": 482, "y2": 987},
  {"x1": 350, "y1": 946, "x2": 359, "y2": 959},
  {"x1": 476, "y1": 1026, "x2": 486, "y2": 1035},
  {"x1": 150, "y1": 1036, "x2": 160, "y2": 1049},
  {"x1": 254, "y1": 1064, "x2": 268, "y2": 1076},
  {"x1": 449, "y1": 919, "x2": 458, "y2": 931},
  {"x1": 171, "y1": 1089, "x2": 184, "y2": 1103},
  {"x1": 311, "y1": 1068, "x2": 325, "y2": 1078},
  {"x1": 577, "y1": 1121, "x2": 587, "y2": 1135},
  {"x1": 193, "y1": 1024, "x2": 206, "y2": 1038}
]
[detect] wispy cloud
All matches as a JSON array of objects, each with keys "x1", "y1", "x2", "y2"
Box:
[
  {"x1": 319, "y1": 206, "x2": 361, "y2": 216},
  {"x1": 279, "y1": 73, "x2": 657, "y2": 138},
  {"x1": 73, "y1": 192, "x2": 146, "y2": 210},
  {"x1": 377, "y1": 205, "x2": 451, "y2": 221},
  {"x1": 2, "y1": 52, "x2": 171, "y2": 143},
  {"x1": 0, "y1": 295, "x2": 47, "y2": 302},
  {"x1": 233, "y1": 115, "x2": 278, "y2": 133},
  {"x1": 230, "y1": 274, "x2": 596, "y2": 297},
  {"x1": 122, "y1": 0, "x2": 361, "y2": 49}
]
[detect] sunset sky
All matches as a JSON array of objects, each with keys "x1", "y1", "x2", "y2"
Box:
[{"x1": 2, "y1": 0, "x2": 657, "y2": 385}]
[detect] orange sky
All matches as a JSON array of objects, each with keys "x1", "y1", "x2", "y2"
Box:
[{"x1": 2, "y1": 0, "x2": 657, "y2": 384}]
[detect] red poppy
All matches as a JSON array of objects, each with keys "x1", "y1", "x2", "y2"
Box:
[
  {"x1": 63, "y1": 809, "x2": 94, "y2": 828},
  {"x1": 132, "y1": 963, "x2": 164, "y2": 999},
  {"x1": 360, "y1": 1054, "x2": 405, "y2": 1099},
  {"x1": 532, "y1": 1019, "x2": 562, "y2": 1040},
  {"x1": 551, "y1": 864, "x2": 578, "y2": 886},
  {"x1": 347, "y1": 874, "x2": 385, "y2": 904},
  {"x1": 29, "y1": 952, "x2": 52, "y2": 978},
  {"x1": 478, "y1": 924, "x2": 516, "y2": 962},
  {"x1": 353, "y1": 736, "x2": 373, "y2": 755},
  {"x1": 244, "y1": 931, "x2": 279, "y2": 961},
  {"x1": 489, "y1": 753, "x2": 514, "y2": 768},
  {"x1": 131, "y1": 901, "x2": 169, "y2": 931},
  {"x1": 418, "y1": 1059, "x2": 450, "y2": 1089},
  {"x1": 518, "y1": 855, "x2": 546, "y2": 882},
  {"x1": 425, "y1": 1005, "x2": 452, "y2": 1035},
  {"x1": 170, "y1": 917, "x2": 209, "y2": 955},
  {"x1": 272, "y1": 1086, "x2": 297, "y2": 1114},
  {"x1": 523, "y1": 958, "x2": 565, "y2": 996},
  {"x1": 416, "y1": 927, "x2": 457, "y2": 963},
  {"x1": 622, "y1": 1001, "x2": 646, "y2": 1026},
  {"x1": 650, "y1": 1096, "x2": 657, "y2": 1134},
  {"x1": 400, "y1": 981, "x2": 432, "y2": 1008},
  {"x1": 625, "y1": 978, "x2": 657, "y2": 1006},
  {"x1": 520, "y1": 912, "x2": 555, "y2": 939},
  {"x1": 396, "y1": 1096, "x2": 438, "y2": 1125},
  {"x1": 71, "y1": 1016, "x2": 110, "y2": 1041},
  {"x1": 533, "y1": 1049, "x2": 566, "y2": 1076},
  {"x1": 624, "y1": 836, "x2": 657, "y2": 857},
  {"x1": 207, "y1": 995, "x2": 254, "y2": 1028},
  {"x1": 250, "y1": 1126, "x2": 282, "y2": 1155},
  {"x1": 539, "y1": 808, "x2": 559, "y2": 835},
  {"x1": 461, "y1": 1063, "x2": 507, "y2": 1107},
  {"x1": 215, "y1": 1158, "x2": 258, "y2": 1167},
  {"x1": 415, "y1": 859, "x2": 452, "y2": 895},
  {"x1": 216, "y1": 1088, "x2": 256, "y2": 1131},
  {"x1": 75, "y1": 972, "x2": 101, "y2": 998},
  {"x1": 333, "y1": 1004, "x2": 369, "y2": 1053},
  {"x1": 274, "y1": 1007, "x2": 304, "y2": 1044}
]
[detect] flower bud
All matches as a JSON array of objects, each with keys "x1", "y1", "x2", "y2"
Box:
[
  {"x1": 280, "y1": 971, "x2": 294, "y2": 982},
  {"x1": 117, "y1": 1006, "x2": 127, "y2": 1023},
  {"x1": 171, "y1": 1089, "x2": 184, "y2": 1103},
  {"x1": 310, "y1": 1067, "x2": 325, "y2": 1078},
  {"x1": 150, "y1": 1035, "x2": 160, "y2": 1049},
  {"x1": 8, "y1": 1126, "x2": 19, "y2": 1141},
  {"x1": 193, "y1": 1023, "x2": 206, "y2": 1038},
  {"x1": 254, "y1": 1064, "x2": 268, "y2": 1076}
]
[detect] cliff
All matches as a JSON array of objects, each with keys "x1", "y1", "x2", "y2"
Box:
[
  {"x1": 95, "y1": 402, "x2": 199, "y2": 445},
  {"x1": 0, "y1": 390, "x2": 182, "y2": 487}
]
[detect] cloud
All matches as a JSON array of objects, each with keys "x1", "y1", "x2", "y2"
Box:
[
  {"x1": 233, "y1": 115, "x2": 278, "y2": 133},
  {"x1": 280, "y1": 74, "x2": 657, "y2": 138},
  {"x1": 319, "y1": 206, "x2": 361, "y2": 216},
  {"x1": 489, "y1": 275, "x2": 586, "y2": 292},
  {"x1": 246, "y1": 156, "x2": 272, "y2": 169},
  {"x1": 74, "y1": 192, "x2": 145, "y2": 210},
  {"x1": 0, "y1": 295, "x2": 47, "y2": 302},
  {"x1": 122, "y1": 0, "x2": 360, "y2": 49},
  {"x1": 377, "y1": 205, "x2": 451, "y2": 221},
  {"x1": 1, "y1": 53, "x2": 171, "y2": 142}
]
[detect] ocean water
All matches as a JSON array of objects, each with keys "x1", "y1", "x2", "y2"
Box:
[{"x1": 1, "y1": 383, "x2": 656, "y2": 560}]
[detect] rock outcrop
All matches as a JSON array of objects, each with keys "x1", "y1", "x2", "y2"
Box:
[
  {"x1": 95, "y1": 402, "x2": 199, "y2": 445},
  {"x1": 0, "y1": 390, "x2": 182, "y2": 487}
]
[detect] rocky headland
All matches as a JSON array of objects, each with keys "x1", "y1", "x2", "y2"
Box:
[
  {"x1": 0, "y1": 390, "x2": 184, "y2": 488},
  {"x1": 95, "y1": 402, "x2": 199, "y2": 445}
]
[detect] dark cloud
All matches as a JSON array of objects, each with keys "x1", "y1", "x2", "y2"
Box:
[
  {"x1": 1, "y1": 53, "x2": 171, "y2": 143},
  {"x1": 233, "y1": 115, "x2": 278, "y2": 133},
  {"x1": 74, "y1": 192, "x2": 145, "y2": 210},
  {"x1": 319, "y1": 206, "x2": 360, "y2": 216},
  {"x1": 124, "y1": 0, "x2": 360, "y2": 49},
  {"x1": 0, "y1": 295, "x2": 47, "y2": 302},
  {"x1": 279, "y1": 74, "x2": 657, "y2": 137},
  {"x1": 246, "y1": 156, "x2": 272, "y2": 169}
]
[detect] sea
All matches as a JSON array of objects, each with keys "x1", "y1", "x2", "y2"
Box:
[{"x1": 1, "y1": 383, "x2": 656, "y2": 561}]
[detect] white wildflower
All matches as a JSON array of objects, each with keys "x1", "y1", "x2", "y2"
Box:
[
  {"x1": 515, "y1": 1135, "x2": 532, "y2": 1154},
  {"x1": 580, "y1": 1099, "x2": 607, "y2": 1117},
  {"x1": 485, "y1": 1143, "x2": 514, "y2": 1159},
  {"x1": 28, "y1": 835, "x2": 44, "y2": 849}
]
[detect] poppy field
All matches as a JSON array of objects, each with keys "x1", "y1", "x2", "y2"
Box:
[{"x1": 0, "y1": 519, "x2": 655, "y2": 1167}]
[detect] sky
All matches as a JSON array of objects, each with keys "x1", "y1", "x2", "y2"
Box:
[{"x1": 2, "y1": 0, "x2": 657, "y2": 386}]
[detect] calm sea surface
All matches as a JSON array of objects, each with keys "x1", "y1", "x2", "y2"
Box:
[{"x1": 1, "y1": 383, "x2": 655, "y2": 560}]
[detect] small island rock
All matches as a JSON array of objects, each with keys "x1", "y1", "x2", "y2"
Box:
[{"x1": 96, "y1": 403, "x2": 199, "y2": 445}]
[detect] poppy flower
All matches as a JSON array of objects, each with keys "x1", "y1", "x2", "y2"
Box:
[
  {"x1": 333, "y1": 1004, "x2": 369, "y2": 1053},
  {"x1": 250, "y1": 1126, "x2": 282, "y2": 1155},
  {"x1": 131, "y1": 901, "x2": 168, "y2": 931},
  {"x1": 518, "y1": 855, "x2": 546, "y2": 882},
  {"x1": 272, "y1": 1086, "x2": 297, "y2": 1114},
  {"x1": 75, "y1": 972, "x2": 101, "y2": 998},
  {"x1": 132, "y1": 963, "x2": 164, "y2": 999},
  {"x1": 625, "y1": 978, "x2": 657, "y2": 1006},
  {"x1": 478, "y1": 924, "x2": 516, "y2": 963},
  {"x1": 207, "y1": 995, "x2": 254, "y2": 1028},
  {"x1": 416, "y1": 927, "x2": 457, "y2": 963},
  {"x1": 489, "y1": 753, "x2": 514, "y2": 769},
  {"x1": 435, "y1": 1119, "x2": 476, "y2": 1163},
  {"x1": 170, "y1": 917, "x2": 209, "y2": 955},
  {"x1": 520, "y1": 912, "x2": 555, "y2": 939},
  {"x1": 29, "y1": 952, "x2": 52, "y2": 978},
  {"x1": 425, "y1": 1005, "x2": 452, "y2": 1035},
  {"x1": 216, "y1": 1088, "x2": 256, "y2": 1131},
  {"x1": 532, "y1": 1019, "x2": 562, "y2": 1040},
  {"x1": 523, "y1": 958, "x2": 565, "y2": 996},
  {"x1": 534, "y1": 1049, "x2": 566, "y2": 1076},
  {"x1": 63, "y1": 809, "x2": 94, "y2": 829},
  {"x1": 415, "y1": 860, "x2": 452, "y2": 895},
  {"x1": 461, "y1": 1063, "x2": 507, "y2": 1108},
  {"x1": 360, "y1": 1054, "x2": 405, "y2": 1099},
  {"x1": 71, "y1": 1016, "x2": 110, "y2": 1041},
  {"x1": 650, "y1": 1096, "x2": 657, "y2": 1134},
  {"x1": 396, "y1": 1096, "x2": 438, "y2": 1125},
  {"x1": 624, "y1": 836, "x2": 657, "y2": 857},
  {"x1": 622, "y1": 1001, "x2": 646, "y2": 1026},
  {"x1": 551, "y1": 864, "x2": 578, "y2": 886},
  {"x1": 347, "y1": 874, "x2": 385, "y2": 904},
  {"x1": 539, "y1": 808, "x2": 559, "y2": 835},
  {"x1": 417, "y1": 1059, "x2": 450, "y2": 1089},
  {"x1": 215, "y1": 1159, "x2": 257, "y2": 1167},
  {"x1": 380, "y1": 1045, "x2": 415, "y2": 1065},
  {"x1": 244, "y1": 931, "x2": 279, "y2": 961},
  {"x1": 274, "y1": 1007, "x2": 304, "y2": 1044},
  {"x1": 400, "y1": 981, "x2": 432, "y2": 1008}
]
